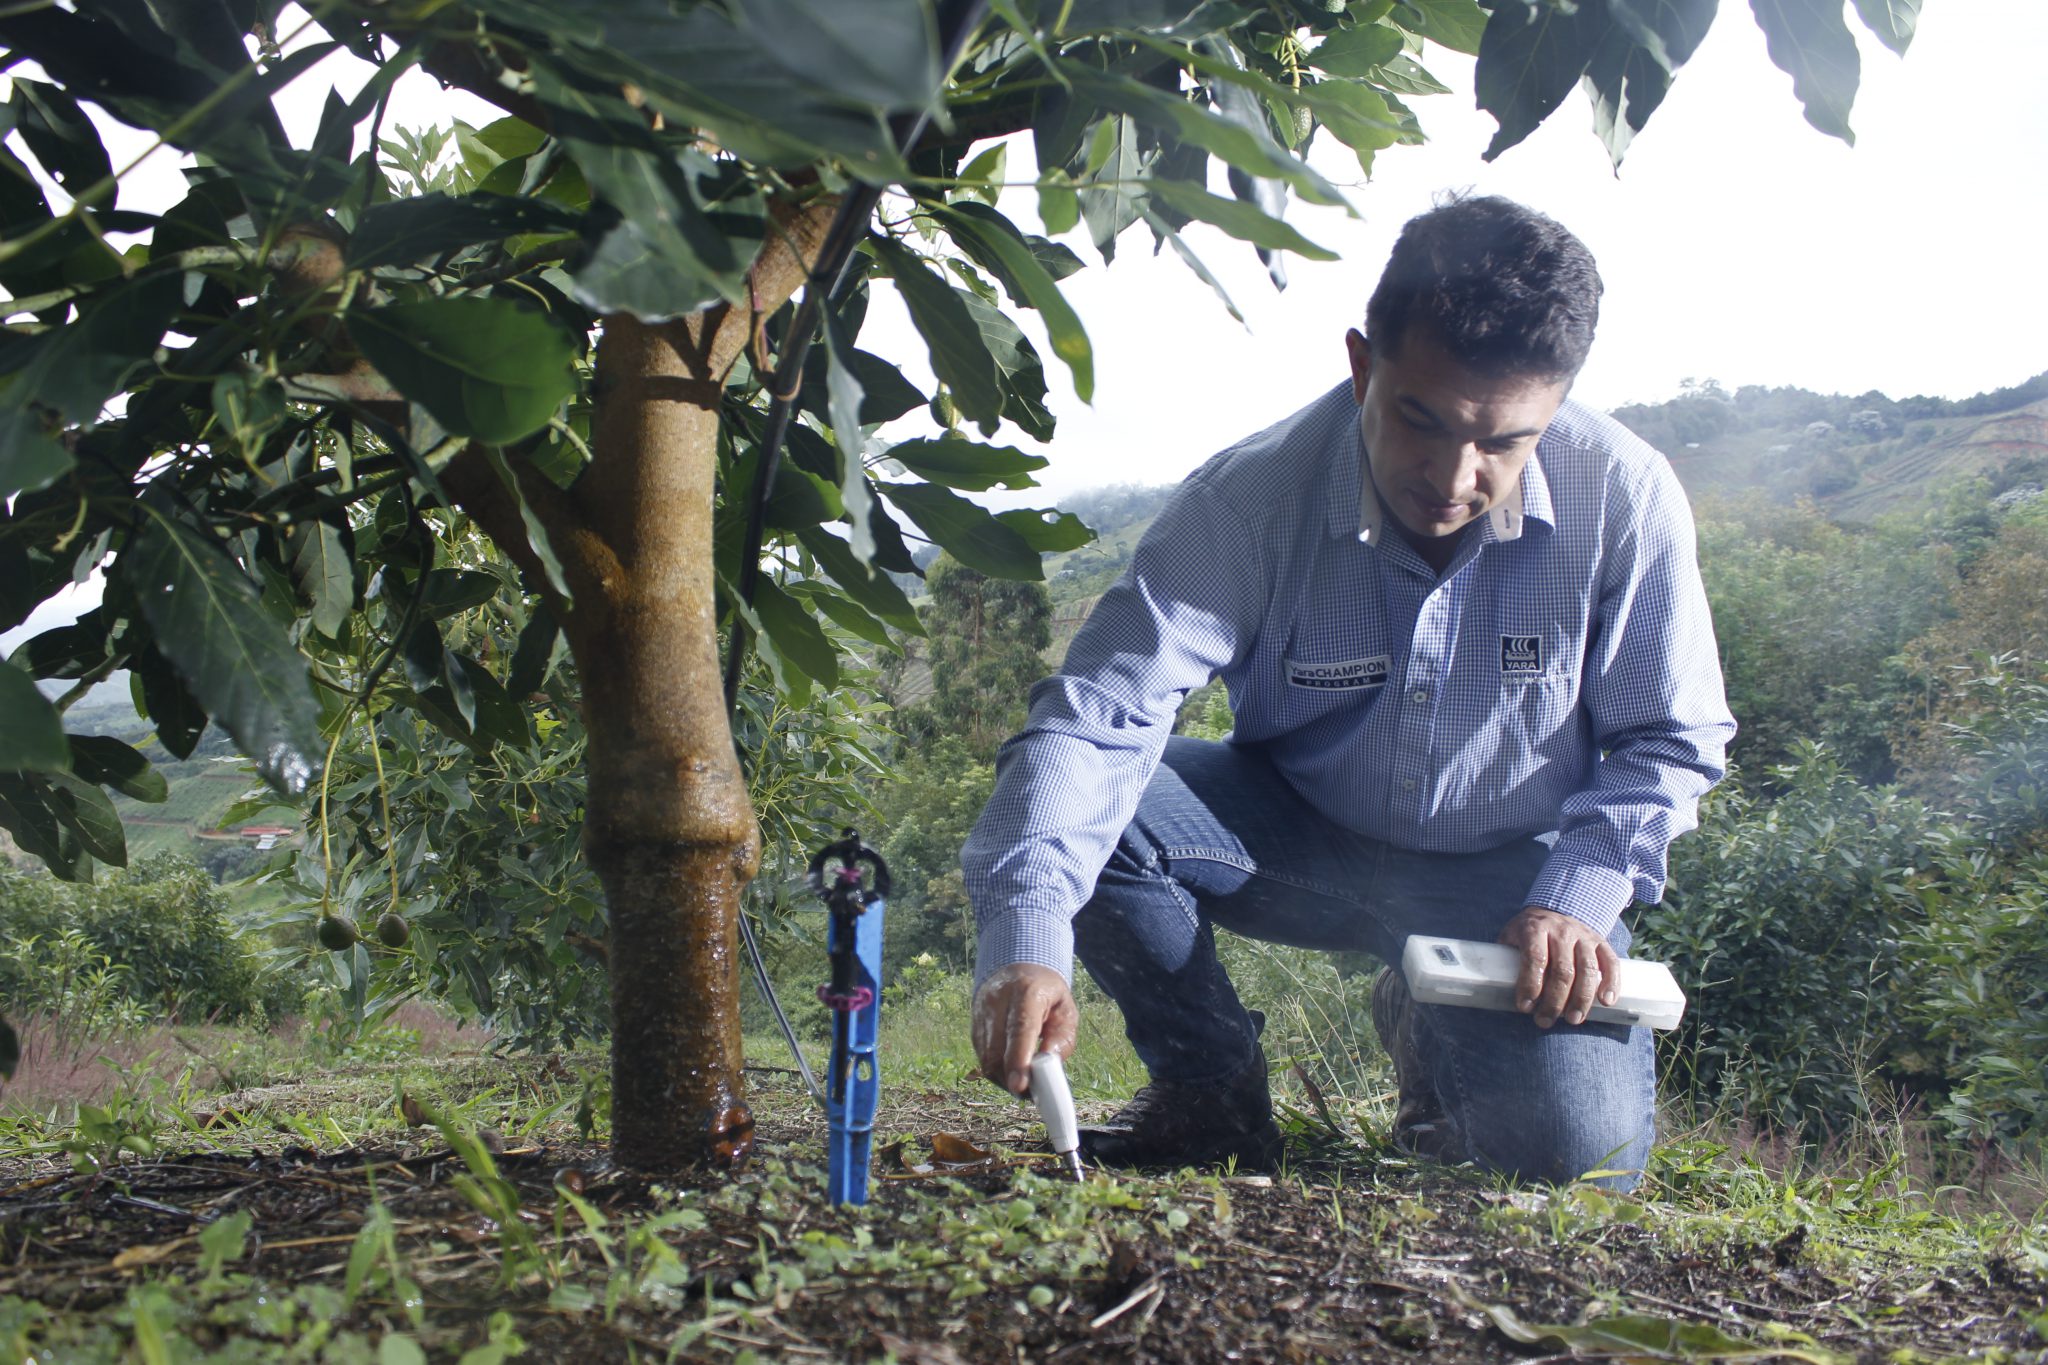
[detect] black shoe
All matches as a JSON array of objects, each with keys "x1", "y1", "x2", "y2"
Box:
[
  {"x1": 1371, "y1": 966, "x2": 1462, "y2": 1160},
  {"x1": 1077, "y1": 1042, "x2": 1284, "y2": 1171}
]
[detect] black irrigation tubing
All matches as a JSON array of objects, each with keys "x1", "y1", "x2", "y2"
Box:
[{"x1": 722, "y1": 0, "x2": 994, "y2": 1104}]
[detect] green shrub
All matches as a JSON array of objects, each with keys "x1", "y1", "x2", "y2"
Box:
[
  {"x1": 0, "y1": 854, "x2": 294, "y2": 1024},
  {"x1": 1642, "y1": 747, "x2": 1938, "y2": 1131},
  {"x1": 1897, "y1": 666, "x2": 2048, "y2": 1145}
]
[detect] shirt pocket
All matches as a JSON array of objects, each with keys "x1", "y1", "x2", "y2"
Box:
[
  {"x1": 1276, "y1": 615, "x2": 1393, "y2": 721},
  {"x1": 1489, "y1": 609, "x2": 1587, "y2": 756}
]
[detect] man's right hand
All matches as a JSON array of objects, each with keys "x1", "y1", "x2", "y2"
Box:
[{"x1": 971, "y1": 963, "x2": 1078, "y2": 1096}]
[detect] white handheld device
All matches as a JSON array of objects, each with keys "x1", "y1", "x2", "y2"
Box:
[
  {"x1": 1400, "y1": 935, "x2": 1687, "y2": 1031},
  {"x1": 1027, "y1": 1051, "x2": 1085, "y2": 1181}
]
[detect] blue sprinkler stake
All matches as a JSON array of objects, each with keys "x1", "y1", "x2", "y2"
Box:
[{"x1": 806, "y1": 830, "x2": 890, "y2": 1206}]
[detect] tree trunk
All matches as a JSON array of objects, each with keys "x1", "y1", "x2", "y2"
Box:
[
  {"x1": 577, "y1": 311, "x2": 762, "y2": 1171},
  {"x1": 451, "y1": 201, "x2": 838, "y2": 1171}
]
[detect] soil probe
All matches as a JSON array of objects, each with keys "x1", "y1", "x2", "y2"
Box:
[{"x1": 1029, "y1": 1051, "x2": 1085, "y2": 1182}]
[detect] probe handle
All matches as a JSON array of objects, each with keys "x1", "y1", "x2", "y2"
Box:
[{"x1": 1028, "y1": 1051, "x2": 1080, "y2": 1156}]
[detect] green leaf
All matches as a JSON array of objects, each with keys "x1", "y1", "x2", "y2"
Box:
[
  {"x1": 0, "y1": 660, "x2": 68, "y2": 773},
  {"x1": 68, "y1": 734, "x2": 167, "y2": 803},
  {"x1": 44, "y1": 768, "x2": 125, "y2": 866},
  {"x1": 1067, "y1": 69, "x2": 1347, "y2": 208},
  {"x1": 720, "y1": 576, "x2": 806, "y2": 703},
  {"x1": 1191, "y1": 36, "x2": 1293, "y2": 289},
  {"x1": 729, "y1": 443, "x2": 844, "y2": 530},
  {"x1": 1476, "y1": 0, "x2": 1603, "y2": 160},
  {"x1": 799, "y1": 584, "x2": 896, "y2": 651},
  {"x1": 418, "y1": 569, "x2": 504, "y2": 620},
  {"x1": 124, "y1": 504, "x2": 323, "y2": 795},
  {"x1": 1583, "y1": 0, "x2": 1716, "y2": 169},
  {"x1": 1077, "y1": 116, "x2": 1143, "y2": 263},
  {"x1": 1394, "y1": 0, "x2": 1489, "y2": 54},
  {"x1": 801, "y1": 344, "x2": 928, "y2": 426},
  {"x1": 350, "y1": 297, "x2": 578, "y2": 445},
  {"x1": 794, "y1": 527, "x2": 922, "y2": 632},
  {"x1": 1141, "y1": 205, "x2": 1244, "y2": 323},
  {"x1": 346, "y1": 192, "x2": 580, "y2": 269},
  {"x1": 1849, "y1": 0, "x2": 1917, "y2": 55},
  {"x1": 0, "y1": 773, "x2": 88, "y2": 880},
  {"x1": 287, "y1": 521, "x2": 355, "y2": 639},
  {"x1": 1309, "y1": 22, "x2": 1405, "y2": 76},
  {"x1": 133, "y1": 648, "x2": 207, "y2": 761},
  {"x1": 453, "y1": 651, "x2": 530, "y2": 749},
  {"x1": 1142, "y1": 178, "x2": 1338, "y2": 260},
  {"x1": 10, "y1": 613, "x2": 112, "y2": 680},
  {"x1": 998, "y1": 507, "x2": 1096, "y2": 553},
  {"x1": 820, "y1": 306, "x2": 871, "y2": 547},
  {"x1": 1369, "y1": 53, "x2": 1455, "y2": 96},
  {"x1": 555, "y1": 82, "x2": 767, "y2": 321},
  {"x1": 1748, "y1": 0, "x2": 1861, "y2": 143},
  {"x1": 870, "y1": 236, "x2": 1006, "y2": 430},
  {"x1": 959, "y1": 293, "x2": 1057, "y2": 442},
  {"x1": 1037, "y1": 171, "x2": 1080, "y2": 236},
  {"x1": 10, "y1": 79, "x2": 113, "y2": 201},
  {"x1": 753, "y1": 577, "x2": 840, "y2": 689},
  {"x1": 482, "y1": 446, "x2": 574, "y2": 605},
  {"x1": 210, "y1": 371, "x2": 287, "y2": 461},
  {"x1": 1466, "y1": 1298, "x2": 1839, "y2": 1363},
  {"x1": 731, "y1": 0, "x2": 943, "y2": 111},
  {"x1": 954, "y1": 141, "x2": 1008, "y2": 207},
  {"x1": 0, "y1": 274, "x2": 180, "y2": 499},
  {"x1": 935, "y1": 203, "x2": 1095, "y2": 403},
  {"x1": 507, "y1": 607, "x2": 561, "y2": 698},
  {"x1": 477, "y1": 1, "x2": 905, "y2": 174},
  {"x1": 1607, "y1": 0, "x2": 1719, "y2": 70},
  {"x1": 881, "y1": 482, "x2": 1043, "y2": 581},
  {"x1": 885, "y1": 436, "x2": 1048, "y2": 491},
  {"x1": 404, "y1": 617, "x2": 476, "y2": 735}
]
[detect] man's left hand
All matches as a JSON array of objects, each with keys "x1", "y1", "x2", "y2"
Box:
[{"x1": 1498, "y1": 907, "x2": 1618, "y2": 1028}]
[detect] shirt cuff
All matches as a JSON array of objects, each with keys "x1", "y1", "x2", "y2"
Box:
[
  {"x1": 1524, "y1": 857, "x2": 1637, "y2": 936},
  {"x1": 973, "y1": 908, "x2": 1075, "y2": 989}
]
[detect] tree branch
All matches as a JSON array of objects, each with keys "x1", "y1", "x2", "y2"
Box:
[{"x1": 441, "y1": 441, "x2": 617, "y2": 622}]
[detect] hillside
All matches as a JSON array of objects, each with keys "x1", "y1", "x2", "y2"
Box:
[
  {"x1": 33, "y1": 694, "x2": 299, "y2": 881},
  {"x1": 1653, "y1": 395, "x2": 2048, "y2": 520}
]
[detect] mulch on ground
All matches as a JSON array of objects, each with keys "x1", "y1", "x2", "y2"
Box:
[{"x1": 3, "y1": 1077, "x2": 2043, "y2": 1363}]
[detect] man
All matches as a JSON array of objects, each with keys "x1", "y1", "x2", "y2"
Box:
[{"x1": 963, "y1": 195, "x2": 1733, "y2": 1190}]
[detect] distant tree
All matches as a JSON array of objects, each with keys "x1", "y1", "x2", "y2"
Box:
[
  {"x1": 1896, "y1": 507, "x2": 2048, "y2": 791},
  {"x1": 905, "y1": 555, "x2": 1052, "y2": 755},
  {"x1": 1697, "y1": 496, "x2": 1952, "y2": 782}
]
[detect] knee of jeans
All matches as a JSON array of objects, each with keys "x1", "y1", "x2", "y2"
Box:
[{"x1": 1458, "y1": 1087, "x2": 1653, "y2": 1191}]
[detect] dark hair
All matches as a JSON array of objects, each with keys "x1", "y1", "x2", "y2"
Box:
[{"x1": 1365, "y1": 194, "x2": 1602, "y2": 381}]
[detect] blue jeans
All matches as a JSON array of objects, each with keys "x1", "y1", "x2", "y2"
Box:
[{"x1": 1073, "y1": 736, "x2": 1656, "y2": 1189}]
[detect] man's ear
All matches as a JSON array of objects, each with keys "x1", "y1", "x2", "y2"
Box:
[{"x1": 1345, "y1": 329, "x2": 1372, "y2": 405}]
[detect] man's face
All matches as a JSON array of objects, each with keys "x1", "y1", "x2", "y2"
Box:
[{"x1": 1346, "y1": 328, "x2": 1569, "y2": 542}]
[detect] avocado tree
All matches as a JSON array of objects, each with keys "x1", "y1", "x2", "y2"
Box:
[{"x1": 0, "y1": 0, "x2": 1921, "y2": 1166}]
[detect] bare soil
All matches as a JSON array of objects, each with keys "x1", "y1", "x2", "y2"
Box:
[{"x1": 2, "y1": 1070, "x2": 2043, "y2": 1363}]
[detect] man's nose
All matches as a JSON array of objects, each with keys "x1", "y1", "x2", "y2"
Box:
[{"x1": 1426, "y1": 446, "x2": 1481, "y2": 497}]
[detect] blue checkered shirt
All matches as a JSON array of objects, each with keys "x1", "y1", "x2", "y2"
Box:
[{"x1": 964, "y1": 381, "x2": 1734, "y2": 985}]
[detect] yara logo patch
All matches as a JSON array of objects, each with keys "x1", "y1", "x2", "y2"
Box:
[
  {"x1": 1286, "y1": 654, "x2": 1390, "y2": 690},
  {"x1": 1500, "y1": 634, "x2": 1544, "y2": 675}
]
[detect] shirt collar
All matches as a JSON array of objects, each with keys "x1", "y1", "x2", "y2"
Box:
[{"x1": 1332, "y1": 405, "x2": 1556, "y2": 547}]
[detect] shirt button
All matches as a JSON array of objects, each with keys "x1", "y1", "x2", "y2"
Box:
[
  {"x1": 1402, "y1": 778, "x2": 1417, "y2": 791},
  {"x1": 1410, "y1": 688, "x2": 1429, "y2": 704}
]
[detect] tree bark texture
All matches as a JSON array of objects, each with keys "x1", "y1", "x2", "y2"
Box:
[{"x1": 494, "y1": 200, "x2": 837, "y2": 1172}]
